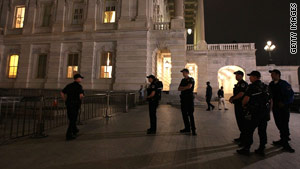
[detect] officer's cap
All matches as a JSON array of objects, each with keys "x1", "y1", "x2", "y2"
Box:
[
  {"x1": 147, "y1": 75, "x2": 156, "y2": 79},
  {"x1": 234, "y1": 70, "x2": 244, "y2": 76},
  {"x1": 74, "y1": 74, "x2": 84, "y2": 80},
  {"x1": 180, "y1": 68, "x2": 189, "y2": 73},
  {"x1": 269, "y1": 69, "x2": 281, "y2": 76},
  {"x1": 247, "y1": 71, "x2": 261, "y2": 78}
]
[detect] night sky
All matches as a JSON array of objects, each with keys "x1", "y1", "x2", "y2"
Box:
[{"x1": 204, "y1": 0, "x2": 299, "y2": 66}]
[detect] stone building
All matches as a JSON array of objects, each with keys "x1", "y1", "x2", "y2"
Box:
[{"x1": 0, "y1": 0, "x2": 299, "y2": 99}]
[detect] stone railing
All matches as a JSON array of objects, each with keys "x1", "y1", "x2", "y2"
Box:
[
  {"x1": 208, "y1": 43, "x2": 255, "y2": 51},
  {"x1": 153, "y1": 22, "x2": 170, "y2": 30},
  {"x1": 187, "y1": 43, "x2": 255, "y2": 51}
]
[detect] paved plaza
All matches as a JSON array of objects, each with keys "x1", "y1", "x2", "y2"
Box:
[{"x1": 1, "y1": 103, "x2": 300, "y2": 169}]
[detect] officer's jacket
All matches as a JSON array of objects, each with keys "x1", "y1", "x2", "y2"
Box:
[
  {"x1": 233, "y1": 80, "x2": 248, "y2": 103},
  {"x1": 179, "y1": 77, "x2": 195, "y2": 96},
  {"x1": 269, "y1": 79, "x2": 294, "y2": 105},
  {"x1": 245, "y1": 80, "x2": 270, "y2": 114},
  {"x1": 147, "y1": 82, "x2": 159, "y2": 101},
  {"x1": 62, "y1": 81, "x2": 84, "y2": 105}
]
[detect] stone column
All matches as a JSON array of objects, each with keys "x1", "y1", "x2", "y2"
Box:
[
  {"x1": 119, "y1": 0, "x2": 130, "y2": 21},
  {"x1": 80, "y1": 42, "x2": 96, "y2": 89},
  {"x1": 52, "y1": 0, "x2": 65, "y2": 33},
  {"x1": 135, "y1": 0, "x2": 149, "y2": 29},
  {"x1": 22, "y1": 1, "x2": 36, "y2": 35},
  {"x1": 171, "y1": 0, "x2": 185, "y2": 30},
  {"x1": 84, "y1": 0, "x2": 96, "y2": 32},
  {"x1": 44, "y1": 43, "x2": 63, "y2": 89},
  {"x1": 15, "y1": 44, "x2": 32, "y2": 88},
  {"x1": 195, "y1": 0, "x2": 207, "y2": 50},
  {"x1": 174, "y1": 0, "x2": 184, "y2": 19}
]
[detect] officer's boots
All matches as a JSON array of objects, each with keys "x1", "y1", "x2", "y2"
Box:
[
  {"x1": 254, "y1": 145, "x2": 266, "y2": 156},
  {"x1": 236, "y1": 147, "x2": 250, "y2": 156}
]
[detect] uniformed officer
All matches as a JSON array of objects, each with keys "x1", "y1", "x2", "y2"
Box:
[
  {"x1": 146, "y1": 75, "x2": 159, "y2": 134},
  {"x1": 237, "y1": 71, "x2": 270, "y2": 156},
  {"x1": 178, "y1": 68, "x2": 196, "y2": 136},
  {"x1": 61, "y1": 74, "x2": 85, "y2": 141},
  {"x1": 229, "y1": 70, "x2": 248, "y2": 146},
  {"x1": 269, "y1": 69, "x2": 295, "y2": 153}
]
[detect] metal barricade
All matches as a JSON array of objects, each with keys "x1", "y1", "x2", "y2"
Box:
[{"x1": 0, "y1": 92, "x2": 137, "y2": 144}]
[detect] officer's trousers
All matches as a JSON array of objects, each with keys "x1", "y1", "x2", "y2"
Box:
[
  {"x1": 234, "y1": 103, "x2": 246, "y2": 141},
  {"x1": 66, "y1": 104, "x2": 80, "y2": 137},
  {"x1": 244, "y1": 113, "x2": 268, "y2": 149},
  {"x1": 180, "y1": 95, "x2": 196, "y2": 131},
  {"x1": 149, "y1": 100, "x2": 158, "y2": 131},
  {"x1": 273, "y1": 104, "x2": 291, "y2": 143}
]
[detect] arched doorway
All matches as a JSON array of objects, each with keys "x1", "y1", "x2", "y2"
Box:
[
  {"x1": 218, "y1": 66, "x2": 246, "y2": 99},
  {"x1": 186, "y1": 63, "x2": 198, "y2": 93},
  {"x1": 156, "y1": 49, "x2": 172, "y2": 91}
]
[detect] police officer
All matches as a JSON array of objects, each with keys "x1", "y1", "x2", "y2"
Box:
[
  {"x1": 61, "y1": 74, "x2": 84, "y2": 141},
  {"x1": 237, "y1": 71, "x2": 270, "y2": 156},
  {"x1": 229, "y1": 70, "x2": 248, "y2": 145},
  {"x1": 178, "y1": 68, "x2": 196, "y2": 136},
  {"x1": 269, "y1": 69, "x2": 295, "y2": 153},
  {"x1": 146, "y1": 75, "x2": 159, "y2": 134},
  {"x1": 206, "y1": 81, "x2": 215, "y2": 111}
]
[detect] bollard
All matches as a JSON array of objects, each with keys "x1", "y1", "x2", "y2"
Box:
[
  {"x1": 104, "y1": 92, "x2": 112, "y2": 118},
  {"x1": 125, "y1": 93, "x2": 128, "y2": 113},
  {"x1": 32, "y1": 96, "x2": 48, "y2": 138}
]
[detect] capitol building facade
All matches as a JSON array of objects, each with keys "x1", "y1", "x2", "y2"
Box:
[{"x1": 0, "y1": 0, "x2": 299, "y2": 99}]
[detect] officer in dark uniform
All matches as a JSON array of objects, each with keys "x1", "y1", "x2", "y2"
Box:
[
  {"x1": 146, "y1": 75, "x2": 159, "y2": 134},
  {"x1": 206, "y1": 81, "x2": 215, "y2": 111},
  {"x1": 61, "y1": 74, "x2": 84, "y2": 141},
  {"x1": 237, "y1": 71, "x2": 270, "y2": 156},
  {"x1": 269, "y1": 69, "x2": 295, "y2": 153},
  {"x1": 178, "y1": 68, "x2": 196, "y2": 136},
  {"x1": 229, "y1": 70, "x2": 248, "y2": 145}
]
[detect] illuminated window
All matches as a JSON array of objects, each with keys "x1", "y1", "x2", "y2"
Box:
[
  {"x1": 42, "y1": 4, "x2": 52, "y2": 27},
  {"x1": 100, "y1": 52, "x2": 113, "y2": 78},
  {"x1": 72, "y1": 6, "x2": 84, "y2": 24},
  {"x1": 37, "y1": 54, "x2": 48, "y2": 78},
  {"x1": 14, "y1": 6, "x2": 26, "y2": 28},
  {"x1": 104, "y1": 6, "x2": 115, "y2": 23},
  {"x1": 8, "y1": 55, "x2": 19, "y2": 79},
  {"x1": 67, "y1": 53, "x2": 79, "y2": 78}
]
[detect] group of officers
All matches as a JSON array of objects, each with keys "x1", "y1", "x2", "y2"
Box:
[
  {"x1": 60, "y1": 68, "x2": 296, "y2": 156},
  {"x1": 229, "y1": 69, "x2": 295, "y2": 155},
  {"x1": 145, "y1": 68, "x2": 296, "y2": 156}
]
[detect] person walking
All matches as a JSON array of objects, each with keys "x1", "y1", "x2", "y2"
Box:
[
  {"x1": 217, "y1": 86, "x2": 228, "y2": 110},
  {"x1": 61, "y1": 74, "x2": 84, "y2": 141},
  {"x1": 206, "y1": 81, "x2": 215, "y2": 111}
]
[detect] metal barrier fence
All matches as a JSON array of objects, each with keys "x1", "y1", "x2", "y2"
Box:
[{"x1": 0, "y1": 92, "x2": 136, "y2": 144}]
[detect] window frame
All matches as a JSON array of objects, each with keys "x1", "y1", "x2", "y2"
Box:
[
  {"x1": 36, "y1": 54, "x2": 48, "y2": 79},
  {"x1": 67, "y1": 53, "x2": 80, "y2": 79},
  {"x1": 13, "y1": 6, "x2": 26, "y2": 29},
  {"x1": 41, "y1": 4, "x2": 53, "y2": 27},
  {"x1": 72, "y1": 3, "x2": 85, "y2": 25},
  {"x1": 103, "y1": 6, "x2": 116, "y2": 24},
  {"x1": 7, "y1": 54, "x2": 20, "y2": 79},
  {"x1": 100, "y1": 51, "x2": 113, "y2": 79}
]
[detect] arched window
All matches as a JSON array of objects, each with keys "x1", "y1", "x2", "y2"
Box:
[{"x1": 100, "y1": 52, "x2": 113, "y2": 78}]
